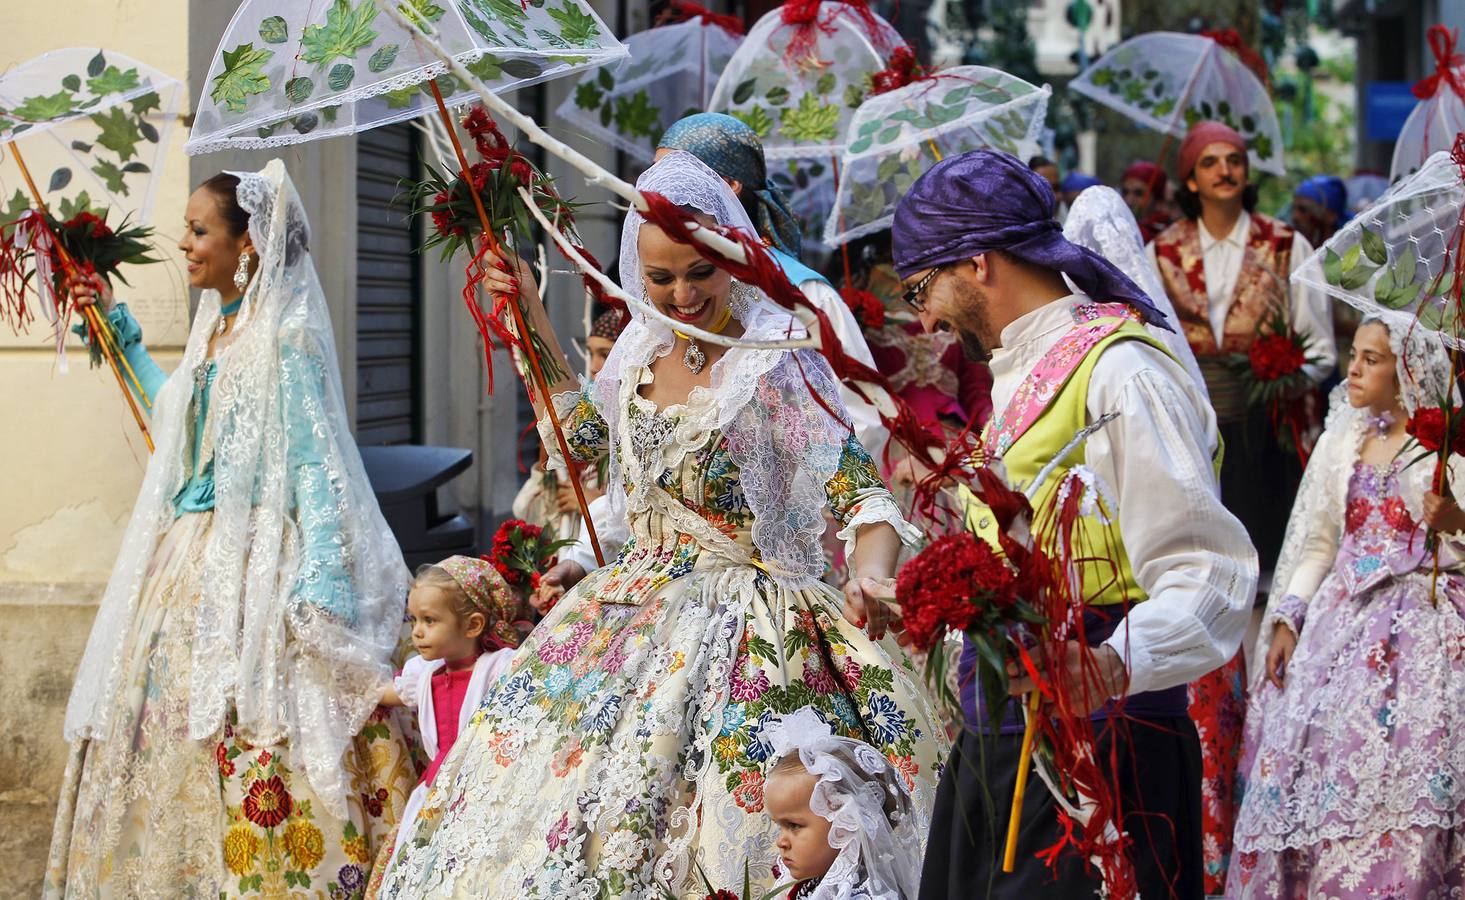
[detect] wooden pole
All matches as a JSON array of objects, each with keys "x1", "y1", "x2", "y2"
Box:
[
  {"x1": 8, "y1": 141, "x2": 153, "y2": 451},
  {"x1": 1003, "y1": 690, "x2": 1042, "y2": 873},
  {"x1": 426, "y1": 80, "x2": 604, "y2": 566}
]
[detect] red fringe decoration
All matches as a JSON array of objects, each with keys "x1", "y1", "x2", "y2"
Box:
[{"x1": 779, "y1": 0, "x2": 894, "y2": 67}]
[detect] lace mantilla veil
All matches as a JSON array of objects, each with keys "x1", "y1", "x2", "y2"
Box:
[
  {"x1": 587, "y1": 150, "x2": 859, "y2": 586},
  {"x1": 1256, "y1": 320, "x2": 1458, "y2": 666},
  {"x1": 63, "y1": 159, "x2": 409, "y2": 817},
  {"x1": 764, "y1": 708, "x2": 925, "y2": 900},
  {"x1": 1063, "y1": 186, "x2": 1209, "y2": 397}
]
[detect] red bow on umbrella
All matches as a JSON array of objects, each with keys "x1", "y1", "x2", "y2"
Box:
[
  {"x1": 870, "y1": 47, "x2": 931, "y2": 95},
  {"x1": 780, "y1": 0, "x2": 892, "y2": 63},
  {"x1": 1202, "y1": 28, "x2": 1271, "y2": 89},
  {"x1": 1414, "y1": 25, "x2": 1465, "y2": 100},
  {"x1": 663, "y1": 0, "x2": 744, "y2": 36}
]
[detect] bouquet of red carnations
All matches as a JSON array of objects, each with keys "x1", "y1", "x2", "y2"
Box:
[
  {"x1": 839, "y1": 286, "x2": 885, "y2": 331},
  {"x1": 484, "y1": 518, "x2": 574, "y2": 603},
  {"x1": 1230, "y1": 307, "x2": 1322, "y2": 464}
]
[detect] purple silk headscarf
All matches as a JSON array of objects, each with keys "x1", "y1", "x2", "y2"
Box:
[{"x1": 892, "y1": 149, "x2": 1172, "y2": 331}]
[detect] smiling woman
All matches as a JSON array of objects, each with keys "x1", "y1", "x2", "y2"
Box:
[
  {"x1": 378, "y1": 151, "x2": 944, "y2": 899},
  {"x1": 45, "y1": 161, "x2": 415, "y2": 899}
]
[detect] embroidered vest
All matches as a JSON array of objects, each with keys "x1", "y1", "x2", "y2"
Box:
[
  {"x1": 966, "y1": 304, "x2": 1158, "y2": 609},
  {"x1": 1153, "y1": 214, "x2": 1295, "y2": 423}
]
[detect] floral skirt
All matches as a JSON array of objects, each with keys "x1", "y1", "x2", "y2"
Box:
[
  {"x1": 378, "y1": 556, "x2": 945, "y2": 898},
  {"x1": 1187, "y1": 649, "x2": 1247, "y2": 894},
  {"x1": 1227, "y1": 570, "x2": 1465, "y2": 898},
  {"x1": 44, "y1": 512, "x2": 416, "y2": 898}
]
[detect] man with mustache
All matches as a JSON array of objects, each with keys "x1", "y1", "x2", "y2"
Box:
[
  {"x1": 1145, "y1": 119, "x2": 1336, "y2": 895},
  {"x1": 1146, "y1": 121, "x2": 1335, "y2": 572},
  {"x1": 895, "y1": 150, "x2": 1256, "y2": 900}
]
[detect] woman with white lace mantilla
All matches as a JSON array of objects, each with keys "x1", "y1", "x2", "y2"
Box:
[
  {"x1": 45, "y1": 161, "x2": 416, "y2": 898},
  {"x1": 379, "y1": 152, "x2": 943, "y2": 897}
]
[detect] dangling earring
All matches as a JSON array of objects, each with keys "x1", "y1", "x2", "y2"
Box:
[{"x1": 233, "y1": 251, "x2": 251, "y2": 292}]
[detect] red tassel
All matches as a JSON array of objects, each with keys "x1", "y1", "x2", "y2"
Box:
[{"x1": 1414, "y1": 25, "x2": 1465, "y2": 100}]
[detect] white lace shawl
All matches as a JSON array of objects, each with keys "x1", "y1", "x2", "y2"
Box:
[
  {"x1": 764, "y1": 708, "x2": 925, "y2": 900},
  {"x1": 63, "y1": 160, "x2": 409, "y2": 817},
  {"x1": 1256, "y1": 322, "x2": 1463, "y2": 667},
  {"x1": 588, "y1": 151, "x2": 905, "y2": 585},
  {"x1": 1063, "y1": 186, "x2": 1209, "y2": 398}
]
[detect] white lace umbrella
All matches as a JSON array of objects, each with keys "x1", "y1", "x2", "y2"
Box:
[
  {"x1": 186, "y1": 0, "x2": 626, "y2": 154},
  {"x1": 1293, "y1": 149, "x2": 1465, "y2": 348},
  {"x1": 1069, "y1": 31, "x2": 1284, "y2": 177},
  {"x1": 769, "y1": 155, "x2": 837, "y2": 259},
  {"x1": 553, "y1": 17, "x2": 742, "y2": 164},
  {"x1": 0, "y1": 48, "x2": 183, "y2": 223},
  {"x1": 823, "y1": 66, "x2": 1049, "y2": 246},
  {"x1": 709, "y1": 1, "x2": 905, "y2": 162}
]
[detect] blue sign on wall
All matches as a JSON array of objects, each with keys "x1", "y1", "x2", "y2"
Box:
[{"x1": 1366, "y1": 82, "x2": 1418, "y2": 142}]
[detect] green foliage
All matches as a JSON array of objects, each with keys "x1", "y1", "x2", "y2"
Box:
[
  {"x1": 463, "y1": 0, "x2": 529, "y2": 40},
  {"x1": 779, "y1": 93, "x2": 839, "y2": 143},
  {"x1": 730, "y1": 105, "x2": 773, "y2": 138},
  {"x1": 211, "y1": 43, "x2": 273, "y2": 113},
  {"x1": 258, "y1": 15, "x2": 289, "y2": 43},
  {"x1": 612, "y1": 90, "x2": 658, "y2": 137},
  {"x1": 300, "y1": 0, "x2": 380, "y2": 67},
  {"x1": 398, "y1": 0, "x2": 446, "y2": 30},
  {"x1": 86, "y1": 65, "x2": 141, "y2": 96},
  {"x1": 547, "y1": 0, "x2": 600, "y2": 47},
  {"x1": 13, "y1": 90, "x2": 79, "y2": 122},
  {"x1": 90, "y1": 107, "x2": 143, "y2": 160},
  {"x1": 573, "y1": 81, "x2": 603, "y2": 110},
  {"x1": 91, "y1": 158, "x2": 128, "y2": 193},
  {"x1": 1258, "y1": 49, "x2": 1356, "y2": 213}
]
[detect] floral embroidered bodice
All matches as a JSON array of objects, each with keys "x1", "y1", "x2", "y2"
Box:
[
  {"x1": 1337, "y1": 460, "x2": 1425, "y2": 596},
  {"x1": 561, "y1": 363, "x2": 888, "y2": 601}
]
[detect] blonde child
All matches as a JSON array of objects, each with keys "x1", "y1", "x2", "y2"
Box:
[
  {"x1": 380, "y1": 556, "x2": 527, "y2": 857},
  {"x1": 763, "y1": 708, "x2": 925, "y2": 900}
]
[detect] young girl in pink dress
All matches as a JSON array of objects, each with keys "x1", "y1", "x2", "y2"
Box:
[{"x1": 381, "y1": 556, "x2": 527, "y2": 857}]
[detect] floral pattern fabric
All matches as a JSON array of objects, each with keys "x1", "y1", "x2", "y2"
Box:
[
  {"x1": 1187, "y1": 650, "x2": 1247, "y2": 895},
  {"x1": 380, "y1": 366, "x2": 943, "y2": 898},
  {"x1": 1227, "y1": 460, "x2": 1465, "y2": 898},
  {"x1": 44, "y1": 512, "x2": 415, "y2": 898}
]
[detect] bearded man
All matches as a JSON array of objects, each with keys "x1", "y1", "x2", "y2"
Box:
[{"x1": 894, "y1": 149, "x2": 1256, "y2": 900}]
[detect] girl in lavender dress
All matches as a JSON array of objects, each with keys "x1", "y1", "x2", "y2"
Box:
[{"x1": 1227, "y1": 318, "x2": 1465, "y2": 898}]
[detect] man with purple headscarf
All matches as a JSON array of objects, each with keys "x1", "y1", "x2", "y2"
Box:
[{"x1": 894, "y1": 149, "x2": 1256, "y2": 900}]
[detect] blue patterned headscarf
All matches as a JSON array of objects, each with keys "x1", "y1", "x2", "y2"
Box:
[
  {"x1": 658, "y1": 112, "x2": 804, "y2": 258},
  {"x1": 1295, "y1": 175, "x2": 1352, "y2": 224},
  {"x1": 892, "y1": 149, "x2": 1171, "y2": 330}
]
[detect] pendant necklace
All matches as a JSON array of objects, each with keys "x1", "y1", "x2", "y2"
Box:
[{"x1": 673, "y1": 307, "x2": 733, "y2": 375}]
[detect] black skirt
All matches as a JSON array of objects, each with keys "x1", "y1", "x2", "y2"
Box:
[{"x1": 919, "y1": 717, "x2": 1204, "y2": 900}]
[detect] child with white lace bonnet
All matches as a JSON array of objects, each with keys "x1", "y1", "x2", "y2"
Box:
[
  {"x1": 763, "y1": 707, "x2": 925, "y2": 900},
  {"x1": 379, "y1": 556, "x2": 528, "y2": 856}
]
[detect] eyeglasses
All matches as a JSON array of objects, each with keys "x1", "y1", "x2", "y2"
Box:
[{"x1": 902, "y1": 265, "x2": 946, "y2": 312}]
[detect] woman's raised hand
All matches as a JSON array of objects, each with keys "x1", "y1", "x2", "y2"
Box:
[
  {"x1": 65, "y1": 271, "x2": 113, "y2": 311},
  {"x1": 482, "y1": 247, "x2": 539, "y2": 302}
]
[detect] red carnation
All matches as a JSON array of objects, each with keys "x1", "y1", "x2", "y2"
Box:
[
  {"x1": 1407, "y1": 406, "x2": 1465, "y2": 454},
  {"x1": 840, "y1": 287, "x2": 885, "y2": 330},
  {"x1": 704, "y1": 892, "x2": 739, "y2": 900},
  {"x1": 510, "y1": 159, "x2": 533, "y2": 187},
  {"x1": 1247, "y1": 333, "x2": 1307, "y2": 382},
  {"x1": 896, "y1": 532, "x2": 1017, "y2": 652},
  {"x1": 242, "y1": 775, "x2": 293, "y2": 828}
]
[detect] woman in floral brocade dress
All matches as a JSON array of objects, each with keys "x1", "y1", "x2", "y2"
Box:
[
  {"x1": 379, "y1": 153, "x2": 943, "y2": 898},
  {"x1": 1228, "y1": 320, "x2": 1465, "y2": 898}
]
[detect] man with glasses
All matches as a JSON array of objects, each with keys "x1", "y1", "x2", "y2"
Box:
[{"x1": 893, "y1": 150, "x2": 1256, "y2": 900}]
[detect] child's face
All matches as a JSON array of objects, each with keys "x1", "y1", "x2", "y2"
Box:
[
  {"x1": 765, "y1": 767, "x2": 839, "y2": 883},
  {"x1": 407, "y1": 585, "x2": 479, "y2": 662}
]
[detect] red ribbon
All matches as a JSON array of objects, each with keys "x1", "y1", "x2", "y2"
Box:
[
  {"x1": 1202, "y1": 28, "x2": 1270, "y2": 89},
  {"x1": 870, "y1": 47, "x2": 931, "y2": 95},
  {"x1": 663, "y1": 0, "x2": 744, "y2": 35},
  {"x1": 780, "y1": 0, "x2": 893, "y2": 66},
  {"x1": 1416, "y1": 26, "x2": 1465, "y2": 100}
]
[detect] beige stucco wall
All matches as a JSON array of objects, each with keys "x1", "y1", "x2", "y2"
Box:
[{"x1": 0, "y1": 5, "x2": 195, "y2": 893}]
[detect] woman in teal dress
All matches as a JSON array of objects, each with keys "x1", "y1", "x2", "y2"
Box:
[
  {"x1": 45, "y1": 161, "x2": 415, "y2": 898},
  {"x1": 379, "y1": 152, "x2": 943, "y2": 897}
]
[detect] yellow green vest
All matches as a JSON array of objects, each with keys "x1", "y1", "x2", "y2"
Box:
[{"x1": 964, "y1": 314, "x2": 1217, "y2": 608}]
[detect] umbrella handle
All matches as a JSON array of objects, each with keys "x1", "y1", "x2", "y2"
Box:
[{"x1": 425, "y1": 81, "x2": 605, "y2": 567}]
